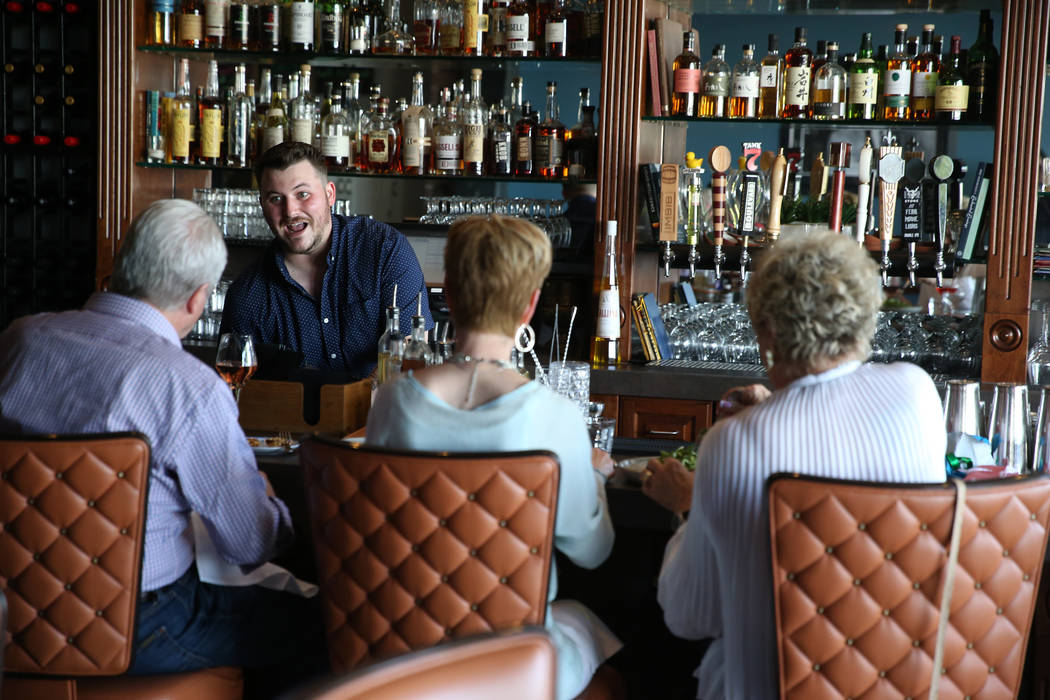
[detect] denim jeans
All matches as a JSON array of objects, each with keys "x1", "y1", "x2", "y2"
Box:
[{"x1": 128, "y1": 565, "x2": 328, "y2": 696}]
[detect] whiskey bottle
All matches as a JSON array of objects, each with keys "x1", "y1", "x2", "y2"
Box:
[
  {"x1": 848, "y1": 32, "x2": 877, "y2": 120},
  {"x1": 148, "y1": 0, "x2": 177, "y2": 45},
  {"x1": 258, "y1": 2, "x2": 282, "y2": 51},
  {"x1": 463, "y1": 0, "x2": 486, "y2": 55},
  {"x1": 874, "y1": 44, "x2": 888, "y2": 115},
  {"x1": 252, "y1": 69, "x2": 271, "y2": 157},
  {"x1": 356, "y1": 85, "x2": 381, "y2": 170},
  {"x1": 203, "y1": 0, "x2": 228, "y2": 49},
  {"x1": 346, "y1": 0, "x2": 370, "y2": 54},
  {"x1": 591, "y1": 220, "x2": 620, "y2": 368},
  {"x1": 699, "y1": 44, "x2": 730, "y2": 118},
  {"x1": 226, "y1": 64, "x2": 253, "y2": 167},
  {"x1": 229, "y1": 1, "x2": 255, "y2": 50},
  {"x1": 289, "y1": 0, "x2": 315, "y2": 51},
  {"x1": 729, "y1": 43, "x2": 759, "y2": 119},
  {"x1": 909, "y1": 24, "x2": 938, "y2": 121},
  {"x1": 781, "y1": 26, "x2": 812, "y2": 119},
  {"x1": 513, "y1": 100, "x2": 536, "y2": 176},
  {"x1": 438, "y1": 0, "x2": 463, "y2": 55},
  {"x1": 462, "y1": 68, "x2": 488, "y2": 175},
  {"x1": 401, "y1": 292, "x2": 435, "y2": 371},
  {"x1": 365, "y1": 97, "x2": 398, "y2": 172},
  {"x1": 535, "y1": 81, "x2": 565, "y2": 178},
  {"x1": 373, "y1": 0, "x2": 414, "y2": 53},
  {"x1": 289, "y1": 64, "x2": 316, "y2": 144},
  {"x1": 882, "y1": 24, "x2": 910, "y2": 121},
  {"x1": 171, "y1": 57, "x2": 194, "y2": 164},
  {"x1": 935, "y1": 35, "x2": 968, "y2": 123},
  {"x1": 508, "y1": 75, "x2": 525, "y2": 127},
  {"x1": 434, "y1": 89, "x2": 464, "y2": 175},
  {"x1": 413, "y1": 0, "x2": 440, "y2": 54},
  {"x1": 811, "y1": 41, "x2": 846, "y2": 120},
  {"x1": 197, "y1": 59, "x2": 224, "y2": 165},
  {"x1": 260, "y1": 81, "x2": 288, "y2": 154},
  {"x1": 967, "y1": 9, "x2": 999, "y2": 123},
  {"x1": 321, "y1": 94, "x2": 352, "y2": 170},
  {"x1": 343, "y1": 74, "x2": 365, "y2": 168},
  {"x1": 401, "y1": 72, "x2": 434, "y2": 175},
  {"x1": 566, "y1": 103, "x2": 596, "y2": 178},
  {"x1": 506, "y1": 0, "x2": 534, "y2": 56},
  {"x1": 671, "y1": 31, "x2": 701, "y2": 117},
  {"x1": 487, "y1": 104, "x2": 513, "y2": 175},
  {"x1": 758, "y1": 33, "x2": 783, "y2": 119},
  {"x1": 178, "y1": 0, "x2": 204, "y2": 48},
  {"x1": 544, "y1": 0, "x2": 569, "y2": 57},
  {"x1": 319, "y1": 0, "x2": 346, "y2": 53},
  {"x1": 810, "y1": 39, "x2": 828, "y2": 79},
  {"x1": 486, "y1": 0, "x2": 510, "y2": 56}
]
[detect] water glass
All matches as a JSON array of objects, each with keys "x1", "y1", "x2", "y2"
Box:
[
  {"x1": 545, "y1": 360, "x2": 590, "y2": 419},
  {"x1": 1033, "y1": 387, "x2": 1050, "y2": 472},
  {"x1": 588, "y1": 417, "x2": 616, "y2": 452},
  {"x1": 943, "y1": 379, "x2": 982, "y2": 436},
  {"x1": 986, "y1": 383, "x2": 1030, "y2": 473}
]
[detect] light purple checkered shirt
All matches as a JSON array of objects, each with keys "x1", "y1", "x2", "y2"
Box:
[{"x1": 0, "y1": 292, "x2": 293, "y2": 591}]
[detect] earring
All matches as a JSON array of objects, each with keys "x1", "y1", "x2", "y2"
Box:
[
  {"x1": 515, "y1": 323, "x2": 536, "y2": 353},
  {"x1": 764, "y1": 349, "x2": 775, "y2": 370}
]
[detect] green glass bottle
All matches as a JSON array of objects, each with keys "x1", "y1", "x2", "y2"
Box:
[
  {"x1": 967, "y1": 8, "x2": 999, "y2": 123},
  {"x1": 848, "y1": 33, "x2": 877, "y2": 121}
]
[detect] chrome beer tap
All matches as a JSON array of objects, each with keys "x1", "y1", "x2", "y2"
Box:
[
  {"x1": 930, "y1": 154, "x2": 955, "y2": 288},
  {"x1": 876, "y1": 145, "x2": 904, "y2": 286},
  {"x1": 737, "y1": 147, "x2": 762, "y2": 285},
  {"x1": 682, "y1": 153, "x2": 705, "y2": 279}
]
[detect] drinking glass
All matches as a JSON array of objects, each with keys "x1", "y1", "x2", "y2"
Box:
[
  {"x1": 1027, "y1": 301, "x2": 1050, "y2": 386},
  {"x1": 588, "y1": 417, "x2": 616, "y2": 452},
  {"x1": 986, "y1": 383, "x2": 1030, "y2": 472},
  {"x1": 215, "y1": 333, "x2": 258, "y2": 403},
  {"x1": 943, "y1": 379, "x2": 982, "y2": 437},
  {"x1": 544, "y1": 360, "x2": 590, "y2": 419}
]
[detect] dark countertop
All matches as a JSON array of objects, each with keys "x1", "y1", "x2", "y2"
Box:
[{"x1": 591, "y1": 361, "x2": 771, "y2": 402}]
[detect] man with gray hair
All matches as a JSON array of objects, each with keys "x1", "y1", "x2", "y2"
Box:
[{"x1": 0, "y1": 199, "x2": 325, "y2": 692}]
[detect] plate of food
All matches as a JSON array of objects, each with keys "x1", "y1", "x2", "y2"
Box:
[{"x1": 246, "y1": 435, "x2": 299, "y2": 454}]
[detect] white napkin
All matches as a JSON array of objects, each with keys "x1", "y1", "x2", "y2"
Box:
[{"x1": 191, "y1": 512, "x2": 319, "y2": 598}]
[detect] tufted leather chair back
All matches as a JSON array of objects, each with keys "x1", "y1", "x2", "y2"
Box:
[
  {"x1": 288, "y1": 627, "x2": 556, "y2": 700},
  {"x1": 768, "y1": 472, "x2": 1050, "y2": 700},
  {"x1": 300, "y1": 438, "x2": 560, "y2": 672}
]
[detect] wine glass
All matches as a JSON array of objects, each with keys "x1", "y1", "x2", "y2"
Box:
[{"x1": 215, "y1": 333, "x2": 258, "y2": 403}]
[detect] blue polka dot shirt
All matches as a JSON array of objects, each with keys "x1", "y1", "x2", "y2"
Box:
[{"x1": 220, "y1": 214, "x2": 433, "y2": 379}]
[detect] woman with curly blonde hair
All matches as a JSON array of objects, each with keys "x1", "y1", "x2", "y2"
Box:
[{"x1": 649, "y1": 230, "x2": 946, "y2": 699}]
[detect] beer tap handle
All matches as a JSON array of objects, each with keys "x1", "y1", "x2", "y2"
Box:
[
  {"x1": 767, "y1": 148, "x2": 788, "y2": 244},
  {"x1": 810, "y1": 153, "x2": 828, "y2": 203},
  {"x1": 855, "y1": 137, "x2": 872, "y2": 245},
  {"x1": 877, "y1": 146, "x2": 904, "y2": 286},
  {"x1": 901, "y1": 156, "x2": 926, "y2": 289},
  {"x1": 930, "y1": 154, "x2": 955, "y2": 288},
  {"x1": 658, "y1": 163, "x2": 679, "y2": 278},
  {"x1": 828, "y1": 142, "x2": 851, "y2": 233},
  {"x1": 708, "y1": 145, "x2": 732, "y2": 279}
]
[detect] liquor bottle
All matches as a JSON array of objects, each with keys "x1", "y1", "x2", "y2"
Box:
[
  {"x1": 462, "y1": 69, "x2": 488, "y2": 175},
  {"x1": 203, "y1": 0, "x2": 228, "y2": 49},
  {"x1": 506, "y1": 0, "x2": 533, "y2": 57},
  {"x1": 374, "y1": 0, "x2": 414, "y2": 53},
  {"x1": 848, "y1": 32, "x2": 877, "y2": 120},
  {"x1": 874, "y1": 44, "x2": 888, "y2": 115},
  {"x1": 365, "y1": 97, "x2": 398, "y2": 172},
  {"x1": 226, "y1": 64, "x2": 253, "y2": 167},
  {"x1": 758, "y1": 33, "x2": 783, "y2": 119},
  {"x1": 344, "y1": 74, "x2": 365, "y2": 168},
  {"x1": 591, "y1": 220, "x2": 620, "y2": 368},
  {"x1": 401, "y1": 72, "x2": 434, "y2": 175},
  {"x1": 935, "y1": 35, "x2": 968, "y2": 123},
  {"x1": 319, "y1": 1, "x2": 346, "y2": 53},
  {"x1": 229, "y1": 1, "x2": 255, "y2": 50},
  {"x1": 508, "y1": 75, "x2": 524, "y2": 127},
  {"x1": 148, "y1": 0, "x2": 177, "y2": 45},
  {"x1": 812, "y1": 41, "x2": 846, "y2": 120},
  {"x1": 363, "y1": 0, "x2": 385, "y2": 48},
  {"x1": 434, "y1": 89, "x2": 464, "y2": 175},
  {"x1": 289, "y1": 0, "x2": 315, "y2": 51},
  {"x1": 178, "y1": 0, "x2": 204, "y2": 48},
  {"x1": 699, "y1": 44, "x2": 730, "y2": 118},
  {"x1": 513, "y1": 100, "x2": 536, "y2": 176},
  {"x1": 376, "y1": 293, "x2": 404, "y2": 385},
  {"x1": 258, "y1": 2, "x2": 282, "y2": 51},
  {"x1": 781, "y1": 26, "x2": 812, "y2": 119},
  {"x1": 346, "y1": 0, "x2": 370, "y2": 53},
  {"x1": 967, "y1": 9, "x2": 999, "y2": 123},
  {"x1": 486, "y1": 0, "x2": 510, "y2": 56},
  {"x1": 437, "y1": 0, "x2": 462, "y2": 54},
  {"x1": 882, "y1": 24, "x2": 910, "y2": 121},
  {"x1": 289, "y1": 64, "x2": 316, "y2": 144},
  {"x1": 906, "y1": 34, "x2": 918, "y2": 60},
  {"x1": 197, "y1": 59, "x2": 224, "y2": 165},
  {"x1": 671, "y1": 31, "x2": 701, "y2": 117},
  {"x1": 729, "y1": 43, "x2": 759, "y2": 119},
  {"x1": 810, "y1": 39, "x2": 828, "y2": 78},
  {"x1": 487, "y1": 104, "x2": 513, "y2": 175},
  {"x1": 171, "y1": 58, "x2": 194, "y2": 164},
  {"x1": 401, "y1": 293, "x2": 435, "y2": 371},
  {"x1": 581, "y1": 0, "x2": 601, "y2": 56},
  {"x1": 535, "y1": 81, "x2": 565, "y2": 179},
  {"x1": 462, "y1": 0, "x2": 486, "y2": 56},
  {"x1": 544, "y1": 0, "x2": 568, "y2": 57},
  {"x1": 932, "y1": 34, "x2": 944, "y2": 62},
  {"x1": 413, "y1": 0, "x2": 440, "y2": 54},
  {"x1": 565, "y1": 103, "x2": 596, "y2": 178},
  {"x1": 910, "y1": 24, "x2": 938, "y2": 121},
  {"x1": 260, "y1": 81, "x2": 288, "y2": 154},
  {"x1": 320, "y1": 93, "x2": 351, "y2": 169}
]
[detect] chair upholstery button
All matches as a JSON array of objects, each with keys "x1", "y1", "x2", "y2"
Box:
[
  {"x1": 989, "y1": 667, "x2": 995, "y2": 674},
  {"x1": 409, "y1": 489, "x2": 418, "y2": 497},
  {"x1": 885, "y1": 552, "x2": 893, "y2": 560},
  {"x1": 974, "y1": 582, "x2": 982, "y2": 589},
  {"x1": 845, "y1": 638, "x2": 853, "y2": 646},
  {"x1": 117, "y1": 471, "x2": 125, "y2": 478},
  {"x1": 816, "y1": 606, "x2": 824, "y2": 614},
  {"x1": 67, "y1": 637, "x2": 75, "y2": 644},
  {"x1": 853, "y1": 578, "x2": 861, "y2": 586},
  {"x1": 467, "y1": 494, "x2": 475, "y2": 501},
  {"x1": 920, "y1": 524, "x2": 928, "y2": 531},
  {"x1": 825, "y1": 546, "x2": 833, "y2": 554},
  {"x1": 527, "y1": 490, "x2": 535, "y2": 498},
  {"x1": 469, "y1": 549, "x2": 477, "y2": 556},
  {"x1": 446, "y1": 629, "x2": 453, "y2": 637},
  {"x1": 941, "y1": 668, "x2": 947, "y2": 675},
  {"x1": 996, "y1": 607, "x2": 1003, "y2": 614},
  {"x1": 793, "y1": 512, "x2": 801, "y2": 519},
  {"x1": 33, "y1": 553, "x2": 40, "y2": 561},
  {"x1": 1024, "y1": 574, "x2": 1031, "y2": 581},
  {"x1": 530, "y1": 547, "x2": 538, "y2": 554},
  {"x1": 120, "y1": 528, "x2": 128, "y2": 535},
  {"x1": 1031, "y1": 513, "x2": 1038, "y2": 520},
  {"x1": 55, "y1": 472, "x2": 63, "y2": 479},
  {"x1": 59, "y1": 528, "x2": 67, "y2": 535},
  {"x1": 913, "y1": 582, "x2": 920, "y2": 590},
  {"x1": 813, "y1": 663, "x2": 820, "y2": 671},
  {"x1": 411, "y1": 545, "x2": 419, "y2": 553},
  {"x1": 858, "y1": 523, "x2": 866, "y2": 530},
  {"x1": 967, "y1": 642, "x2": 974, "y2": 649},
  {"x1": 439, "y1": 519, "x2": 447, "y2": 526},
  {"x1": 500, "y1": 577, "x2": 508, "y2": 584},
  {"x1": 65, "y1": 583, "x2": 72, "y2": 590},
  {"x1": 1003, "y1": 549, "x2": 1009, "y2": 557},
  {"x1": 96, "y1": 610, "x2": 103, "y2": 617},
  {"x1": 91, "y1": 557, "x2": 99, "y2": 564},
  {"x1": 499, "y1": 520, "x2": 507, "y2": 527},
  {"x1": 87, "y1": 500, "x2": 95, "y2": 507},
  {"x1": 787, "y1": 573, "x2": 796, "y2": 581},
  {"x1": 26, "y1": 498, "x2": 34, "y2": 506},
  {"x1": 470, "y1": 604, "x2": 478, "y2": 611},
  {"x1": 38, "y1": 610, "x2": 45, "y2": 617},
  {"x1": 441, "y1": 575, "x2": 449, "y2": 583},
  {"x1": 879, "y1": 671, "x2": 886, "y2": 678},
  {"x1": 913, "y1": 640, "x2": 921, "y2": 647},
  {"x1": 979, "y1": 520, "x2": 986, "y2": 528},
  {"x1": 882, "y1": 609, "x2": 890, "y2": 616}
]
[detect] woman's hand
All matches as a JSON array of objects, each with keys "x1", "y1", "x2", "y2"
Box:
[
  {"x1": 591, "y1": 447, "x2": 614, "y2": 479},
  {"x1": 717, "y1": 383, "x2": 772, "y2": 419},
  {"x1": 641, "y1": 457, "x2": 694, "y2": 514}
]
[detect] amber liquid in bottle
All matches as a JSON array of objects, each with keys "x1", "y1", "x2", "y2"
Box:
[
  {"x1": 909, "y1": 25, "x2": 939, "y2": 121},
  {"x1": 536, "y1": 81, "x2": 565, "y2": 178},
  {"x1": 781, "y1": 27, "x2": 812, "y2": 119},
  {"x1": 758, "y1": 33, "x2": 783, "y2": 119},
  {"x1": 178, "y1": 0, "x2": 205, "y2": 48},
  {"x1": 882, "y1": 24, "x2": 911, "y2": 121},
  {"x1": 671, "y1": 31, "x2": 701, "y2": 117},
  {"x1": 513, "y1": 101, "x2": 536, "y2": 176}
]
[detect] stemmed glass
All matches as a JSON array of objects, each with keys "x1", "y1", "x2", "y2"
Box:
[
  {"x1": 1028, "y1": 301, "x2": 1050, "y2": 386},
  {"x1": 215, "y1": 333, "x2": 258, "y2": 403}
]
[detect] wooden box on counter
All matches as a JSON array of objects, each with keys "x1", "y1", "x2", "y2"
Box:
[{"x1": 238, "y1": 379, "x2": 371, "y2": 435}]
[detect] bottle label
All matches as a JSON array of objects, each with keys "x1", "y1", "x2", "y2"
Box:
[
  {"x1": 321, "y1": 13, "x2": 343, "y2": 46},
  {"x1": 784, "y1": 67, "x2": 811, "y2": 106},
  {"x1": 596, "y1": 288, "x2": 619, "y2": 339},
  {"x1": 882, "y1": 68, "x2": 910, "y2": 97},
  {"x1": 463, "y1": 2, "x2": 482, "y2": 50},
  {"x1": 812, "y1": 101, "x2": 845, "y2": 118},
  {"x1": 463, "y1": 124, "x2": 485, "y2": 162},
  {"x1": 673, "y1": 68, "x2": 701, "y2": 94},
  {"x1": 261, "y1": 126, "x2": 284, "y2": 152},
  {"x1": 290, "y1": 2, "x2": 314, "y2": 44},
  {"x1": 436, "y1": 134, "x2": 461, "y2": 170},
  {"x1": 291, "y1": 118, "x2": 313, "y2": 144},
  {"x1": 935, "y1": 84, "x2": 969, "y2": 111},
  {"x1": 759, "y1": 64, "x2": 779, "y2": 88},
  {"x1": 368, "y1": 132, "x2": 390, "y2": 162},
  {"x1": 703, "y1": 72, "x2": 729, "y2": 97},
  {"x1": 204, "y1": 0, "x2": 227, "y2": 37},
  {"x1": 200, "y1": 108, "x2": 222, "y2": 158},
  {"x1": 403, "y1": 134, "x2": 430, "y2": 167},
  {"x1": 230, "y1": 5, "x2": 250, "y2": 41},
  {"x1": 911, "y1": 70, "x2": 937, "y2": 98},
  {"x1": 534, "y1": 134, "x2": 549, "y2": 166},
  {"x1": 545, "y1": 20, "x2": 566, "y2": 45},
  {"x1": 494, "y1": 137, "x2": 510, "y2": 166},
  {"x1": 178, "y1": 13, "x2": 203, "y2": 41},
  {"x1": 848, "y1": 72, "x2": 877, "y2": 104},
  {"x1": 260, "y1": 8, "x2": 279, "y2": 43},
  {"x1": 439, "y1": 23, "x2": 460, "y2": 50},
  {"x1": 321, "y1": 133, "x2": 350, "y2": 158},
  {"x1": 507, "y1": 13, "x2": 528, "y2": 42},
  {"x1": 732, "y1": 74, "x2": 759, "y2": 98},
  {"x1": 516, "y1": 135, "x2": 532, "y2": 161},
  {"x1": 172, "y1": 107, "x2": 191, "y2": 157}
]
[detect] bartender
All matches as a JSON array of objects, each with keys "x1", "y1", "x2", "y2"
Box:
[{"x1": 221, "y1": 142, "x2": 432, "y2": 378}]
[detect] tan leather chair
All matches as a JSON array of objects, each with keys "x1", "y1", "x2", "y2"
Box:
[
  {"x1": 0, "y1": 433, "x2": 243, "y2": 700},
  {"x1": 768, "y1": 472, "x2": 1050, "y2": 699},
  {"x1": 286, "y1": 627, "x2": 556, "y2": 700},
  {"x1": 300, "y1": 438, "x2": 560, "y2": 672}
]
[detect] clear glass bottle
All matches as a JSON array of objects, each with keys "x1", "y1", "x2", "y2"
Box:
[
  {"x1": 513, "y1": 100, "x2": 536, "y2": 176},
  {"x1": 197, "y1": 59, "x2": 224, "y2": 165},
  {"x1": 882, "y1": 23, "x2": 911, "y2": 121},
  {"x1": 729, "y1": 43, "x2": 759, "y2": 119},
  {"x1": 508, "y1": 76, "x2": 525, "y2": 128},
  {"x1": 203, "y1": 0, "x2": 228, "y2": 49},
  {"x1": 289, "y1": 0, "x2": 316, "y2": 51},
  {"x1": 374, "y1": 0, "x2": 414, "y2": 53},
  {"x1": 343, "y1": 74, "x2": 365, "y2": 169},
  {"x1": 356, "y1": 84, "x2": 381, "y2": 170},
  {"x1": 346, "y1": 0, "x2": 370, "y2": 53},
  {"x1": 462, "y1": 0, "x2": 485, "y2": 56},
  {"x1": 543, "y1": 0, "x2": 568, "y2": 57},
  {"x1": 377, "y1": 300, "x2": 404, "y2": 385},
  {"x1": 289, "y1": 64, "x2": 316, "y2": 144},
  {"x1": 413, "y1": 0, "x2": 440, "y2": 54},
  {"x1": 781, "y1": 26, "x2": 812, "y2": 119},
  {"x1": 321, "y1": 93, "x2": 352, "y2": 170},
  {"x1": 566, "y1": 103, "x2": 596, "y2": 178},
  {"x1": 260, "y1": 80, "x2": 288, "y2": 154},
  {"x1": 226, "y1": 63, "x2": 253, "y2": 167},
  {"x1": 812, "y1": 41, "x2": 846, "y2": 120},
  {"x1": 401, "y1": 292, "x2": 435, "y2": 371},
  {"x1": 462, "y1": 68, "x2": 488, "y2": 175},
  {"x1": 910, "y1": 24, "x2": 939, "y2": 121},
  {"x1": 699, "y1": 44, "x2": 730, "y2": 118},
  {"x1": 433, "y1": 89, "x2": 463, "y2": 175},
  {"x1": 535, "y1": 81, "x2": 564, "y2": 178},
  {"x1": 365, "y1": 97, "x2": 399, "y2": 173},
  {"x1": 506, "y1": 0, "x2": 533, "y2": 56},
  {"x1": 758, "y1": 33, "x2": 783, "y2": 119},
  {"x1": 437, "y1": 0, "x2": 463, "y2": 55},
  {"x1": 319, "y1": 0, "x2": 346, "y2": 53},
  {"x1": 1028, "y1": 301, "x2": 1050, "y2": 386},
  {"x1": 487, "y1": 103, "x2": 513, "y2": 175},
  {"x1": 171, "y1": 57, "x2": 194, "y2": 164},
  {"x1": 485, "y1": 0, "x2": 510, "y2": 56},
  {"x1": 848, "y1": 33, "x2": 878, "y2": 121},
  {"x1": 671, "y1": 31, "x2": 701, "y2": 117},
  {"x1": 401, "y1": 72, "x2": 434, "y2": 175},
  {"x1": 591, "y1": 220, "x2": 620, "y2": 368}
]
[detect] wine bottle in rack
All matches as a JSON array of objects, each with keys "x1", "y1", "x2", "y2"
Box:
[
  {"x1": 258, "y1": 2, "x2": 282, "y2": 52},
  {"x1": 487, "y1": 104, "x2": 513, "y2": 176},
  {"x1": 507, "y1": 0, "x2": 534, "y2": 57},
  {"x1": 812, "y1": 41, "x2": 846, "y2": 121},
  {"x1": 289, "y1": 64, "x2": 316, "y2": 145},
  {"x1": 413, "y1": 0, "x2": 440, "y2": 55},
  {"x1": 434, "y1": 89, "x2": 464, "y2": 176},
  {"x1": 486, "y1": 0, "x2": 510, "y2": 56},
  {"x1": 261, "y1": 80, "x2": 288, "y2": 154},
  {"x1": 229, "y1": 1, "x2": 255, "y2": 51},
  {"x1": 847, "y1": 32, "x2": 877, "y2": 120},
  {"x1": 758, "y1": 33, "x2": 783, "y2": 119},
  {"x1": 438, "y1": 0, "x2": 463, "y2": 56},
  {"x1": 699, "y1": 43, "x2": 730, "y2": 118},
  {"x1": 513, "y1": 100, "x2": 536, "y2": 176},
  {"x1": 909, "y1": 24, "x2": 938, "y2": 121},
  {"x1": 729, "y1": 43, "x2": 759, "y2": 119},
  {"x1": 935, "y1": 35, "x2": 968, "y2": 122},
  {"x1": 591, "y1": 220, "x2": 621, "y2": 368},
  {"x1": 463, "y1": 0, "x2": 486, "y2": 56},
  {"x1": 882, "y1": 23, "x2": 911, "y2": 121},
  {"x1": 967, "y1": 9, "x2": 998, "y2": 123},
  {"x1": 544, "y1": 0, "x2": 569, "y2": 57}
]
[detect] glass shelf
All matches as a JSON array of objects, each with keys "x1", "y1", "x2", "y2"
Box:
[
  {"x1": 642, "y1": 115, "x2": 994, "y2": 130},
  {"x1": 135, "y1": 161, "x2": 594, "y2": 185},
  {"x1": 676, "y1": 0, "x2": 992, "y2": 14},
  {"x1": 135, "y1": 45, "x2": 601, "y2": 68}
]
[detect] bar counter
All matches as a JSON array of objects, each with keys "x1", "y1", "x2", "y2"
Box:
[{"x1": 590, "y1": 361, "x2": 770, "y2": 402}]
